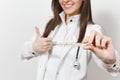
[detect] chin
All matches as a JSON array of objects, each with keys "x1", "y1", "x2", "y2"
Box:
[{"x1": 64, "y1": 10, "x2": 75, "y2": 16}]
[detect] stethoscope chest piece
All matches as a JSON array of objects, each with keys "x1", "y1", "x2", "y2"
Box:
[{"x1": 73, "y1": 59, "x2": 80, "y2": 70}]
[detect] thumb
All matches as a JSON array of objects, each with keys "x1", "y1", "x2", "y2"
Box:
[{"x1": 35, "y1": 26, "x2": 41, "y2": 37}]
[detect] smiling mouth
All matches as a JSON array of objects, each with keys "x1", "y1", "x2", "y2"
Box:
[{"x1": 64, "y1": 4, "x2": 74, "y2": 9}]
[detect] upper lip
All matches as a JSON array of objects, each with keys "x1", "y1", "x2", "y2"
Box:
[{"x1": 63, "y1": 3, "x2": 73, "y2": 5}]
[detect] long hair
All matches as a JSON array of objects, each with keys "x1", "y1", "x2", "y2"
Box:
[{"x1": 43, "y1": 0, "x2": 94, "y2": 42}]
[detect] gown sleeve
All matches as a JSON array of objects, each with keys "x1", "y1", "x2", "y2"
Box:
[
  {"x1": 85, "y1": 24, "x2": 120, "y2": 76},
  {"x1": 21, "y1": 17, "x2": 52, "y2": 60}
]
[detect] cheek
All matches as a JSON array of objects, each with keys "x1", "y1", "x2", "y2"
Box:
[
  {"x1": 59, "y1": 0, "x2": 62, "y2": 5},
  {"x1": 75, "y1": 2, "x2": 82, "y2": 9}
]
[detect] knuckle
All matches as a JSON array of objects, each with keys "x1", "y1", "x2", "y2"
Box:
[
  {"x1": 103, "y1": 36, "x2": 112, "y2": 41},
  {"x1": 91, "y1": 30, "x2": 96, "y2": 33},
  {"x1": 91, "y1": 30, "x2": 97, "y2": 35},
  {"x1": 96, "y1": 35, "x2": 100, "y2": 39},
  {"x1": 45, "y1": 38, "x2": 52, "y2": 41},
  {"x1": 96, "y1": 34, "x2": 102, "y2": 38}
]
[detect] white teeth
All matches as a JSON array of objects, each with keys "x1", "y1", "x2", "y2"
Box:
[{"x1": 64, "y1": 4, "x2": 73, "y2": 8}]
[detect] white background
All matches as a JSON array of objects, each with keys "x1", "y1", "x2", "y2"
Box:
[{"x1": 0, "y1": 0, "x2": 120, "y2": 80}]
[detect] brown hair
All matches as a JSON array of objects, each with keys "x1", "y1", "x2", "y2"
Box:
[{"x1": 43, "y1": 0, "x2": 94, "y2": 42}]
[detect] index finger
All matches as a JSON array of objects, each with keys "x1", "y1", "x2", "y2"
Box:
[
  {"x1": 87, "y1": 30, "x2": 97, "y2": 44},
  {"x1": 44, "y1": 38, "x2": 52, "y2": 42}
]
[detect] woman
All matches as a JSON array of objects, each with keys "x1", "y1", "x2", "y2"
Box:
[{"x1": 22, "y1": 0, "x2": 120, "y2": 80}]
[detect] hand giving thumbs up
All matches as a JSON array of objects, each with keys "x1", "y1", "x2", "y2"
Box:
[{"x1": 32, "y1": 26, "x2": 52, "y2": 54}]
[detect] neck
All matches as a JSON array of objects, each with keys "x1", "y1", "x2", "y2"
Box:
[
  {"x1": 65, "y1": 15, "x2": 70, "y2": 25},
  {"x1": 65, "y1": 12, "x2": 80, "y2": 24}
]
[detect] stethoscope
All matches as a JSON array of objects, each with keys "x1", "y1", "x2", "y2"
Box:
[
  {"x1": 53, "y1": 42, "x2": 81, "y2": 70},
  {"x1": 73, "y1": 46, "x2": 81, "y2": 70},
  {"x1": 49, "y1": 26, "x2": 81, "y2": 70}
]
